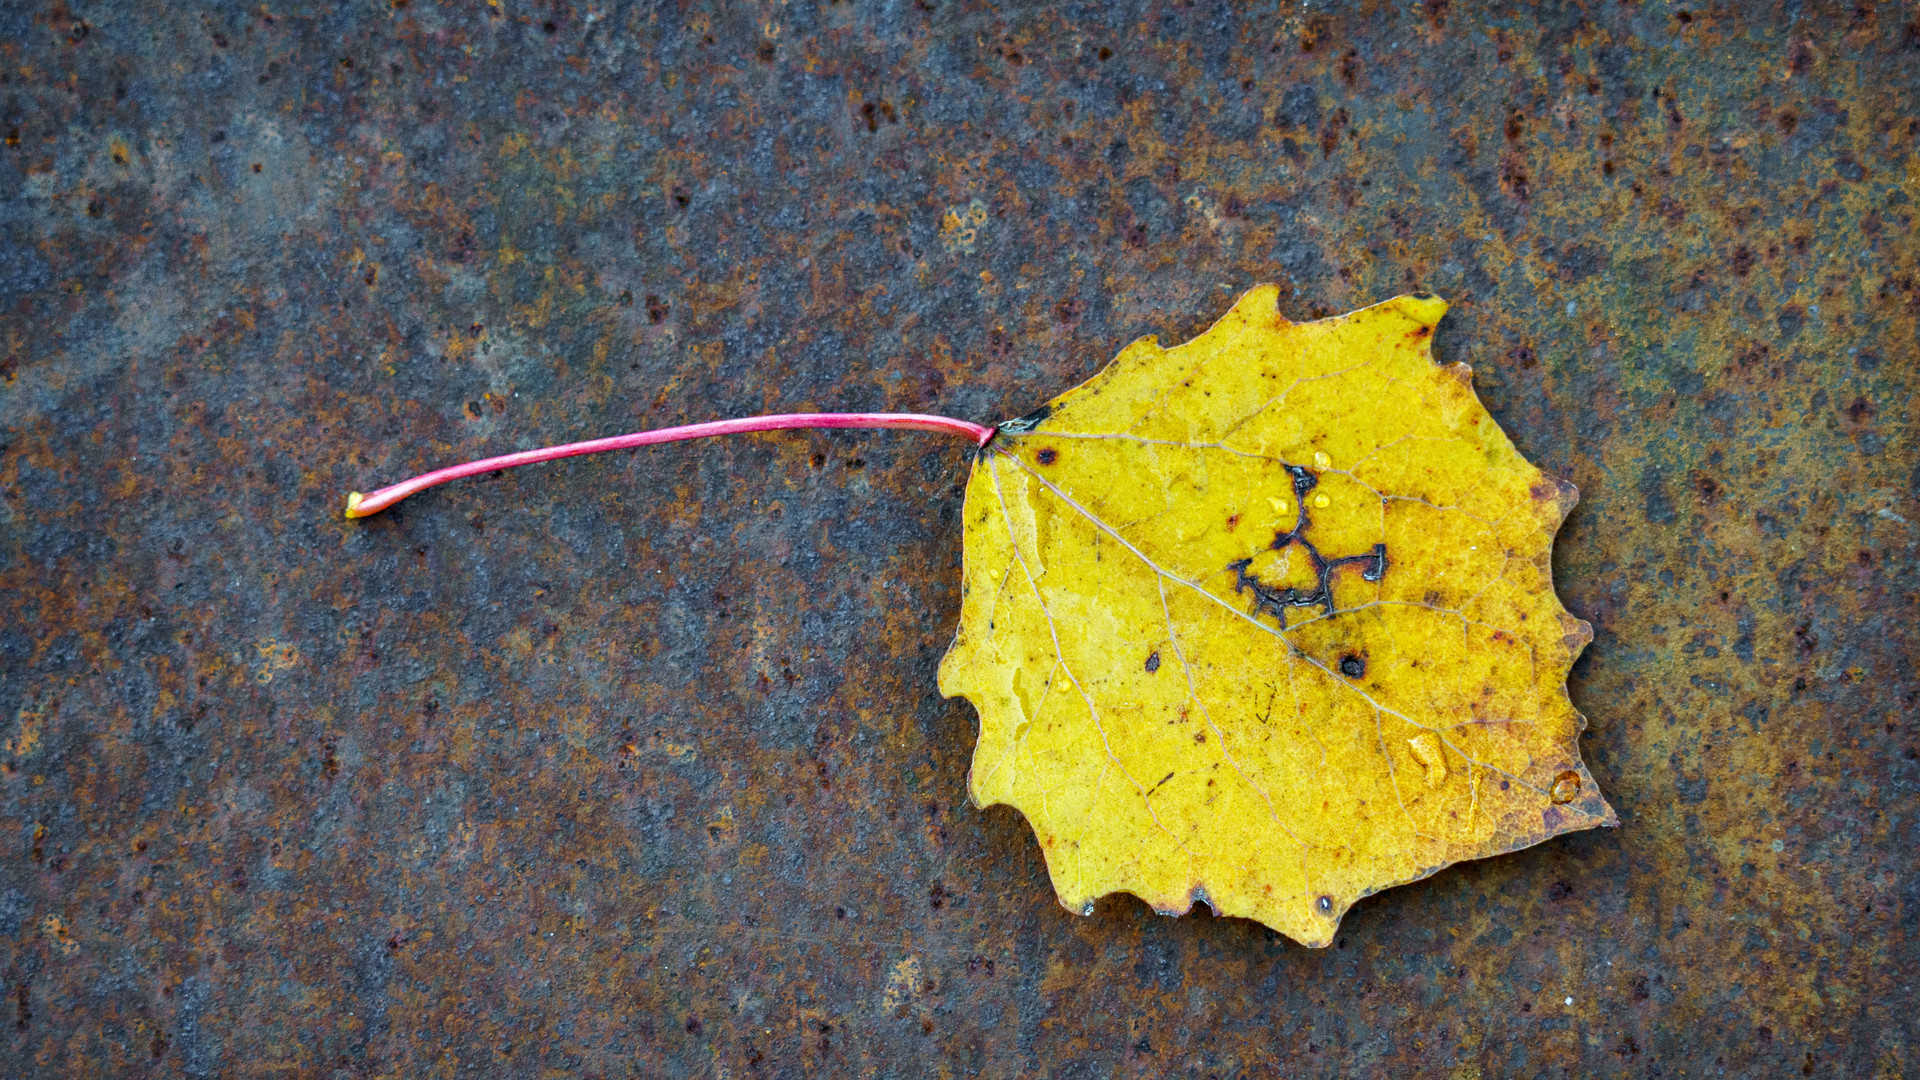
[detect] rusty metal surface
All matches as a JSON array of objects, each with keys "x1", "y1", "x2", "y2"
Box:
[{"x1": 2, "y1": 1, "x2": 1915, "y2": 1075}]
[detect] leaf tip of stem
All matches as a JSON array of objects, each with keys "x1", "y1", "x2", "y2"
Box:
[{"x1": 344, "y1": 491, "x2": 372, "y2": 519}]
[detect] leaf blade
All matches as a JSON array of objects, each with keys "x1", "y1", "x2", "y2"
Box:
[{"x1": 941, "y1": 287, "x2": 1615, "y2": 946}]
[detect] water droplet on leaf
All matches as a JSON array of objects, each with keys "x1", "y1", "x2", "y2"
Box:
[{"x1": 1550, "y1": 771, "x2": 1582, "y2": 804}]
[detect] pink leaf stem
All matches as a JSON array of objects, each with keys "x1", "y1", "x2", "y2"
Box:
[{"x1": 344, "y1": 412, "x2": 996, "y2": 519}]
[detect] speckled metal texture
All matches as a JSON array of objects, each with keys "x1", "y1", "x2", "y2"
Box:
[{"x1": 2, "y1": 1, "x2": 1914, "y2": 1076}]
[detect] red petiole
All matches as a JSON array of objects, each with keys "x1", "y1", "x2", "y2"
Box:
[{"x1": 344, "y1": 412, "x2": 998, "y2": 519}]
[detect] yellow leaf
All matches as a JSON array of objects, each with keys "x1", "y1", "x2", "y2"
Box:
[{"x1": 939, "y1": 285, "x2": 1615, "y2": 946}]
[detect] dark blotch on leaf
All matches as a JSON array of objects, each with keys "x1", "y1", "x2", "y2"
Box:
[
  {"x1": 1145, "y1": 650, "x2": 1161, "y2": 673},
  {"x1": 1036, "y1": 447, "x2": 1058, "y2": 465},
  {"x1": 1339, "y1": 654, "x2": 1365, "y2": 678}
]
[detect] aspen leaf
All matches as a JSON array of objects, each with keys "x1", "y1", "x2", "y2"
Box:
[{"x1": 939, "y1": 286, "x2": 1616, "y2": 946}]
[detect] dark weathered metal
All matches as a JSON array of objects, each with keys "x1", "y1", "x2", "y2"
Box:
[{"x1": 2, "y1": 1, "x2": 1914, "y2": 1075}]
